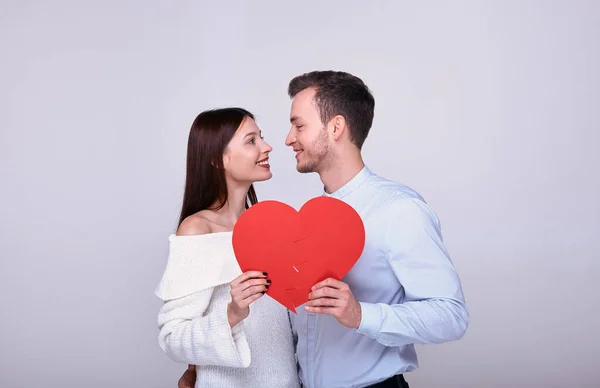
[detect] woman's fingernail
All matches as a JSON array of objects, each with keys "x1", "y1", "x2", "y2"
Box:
[
  {"x1": 263, "y1": 272, "x2": 268, "y2": 276},
  {"x1": 267, "y1": 280, "x2": 271, "y2": 284}
]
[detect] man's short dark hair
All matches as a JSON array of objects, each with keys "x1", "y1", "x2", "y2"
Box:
[{"x1": 288, "y1": 70, "x2": 375, "y2": 149}]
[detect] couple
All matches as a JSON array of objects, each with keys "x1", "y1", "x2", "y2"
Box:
[{"x1": 155, "y1": 70, "x2": 469, "y2": 388}]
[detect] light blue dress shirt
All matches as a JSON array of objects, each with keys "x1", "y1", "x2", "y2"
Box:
[{"x1": 289, "y1": 166, "x2": 469, "y2": 388}]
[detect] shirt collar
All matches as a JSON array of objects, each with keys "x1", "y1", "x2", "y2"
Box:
[{"x1": 322, "y1": 165, "x2": 373, "y2": 199}]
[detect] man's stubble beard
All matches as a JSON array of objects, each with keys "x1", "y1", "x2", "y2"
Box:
[{"x1": 297, "y1": 127, "x2": 330, "y2": 174}]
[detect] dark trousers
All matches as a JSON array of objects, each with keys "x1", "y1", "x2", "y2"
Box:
[
  {"x1": 300, "y1": 375, "x2": 409, "y2": 388},
  {"x1": 365, "y1": 374, "x2": 410, "y2": 388}
]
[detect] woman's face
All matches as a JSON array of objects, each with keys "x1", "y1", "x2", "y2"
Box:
[{"x1": 223, "y1": 117, "x2": 273, "y2": 184}]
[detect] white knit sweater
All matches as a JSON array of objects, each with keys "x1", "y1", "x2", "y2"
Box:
[{"x1": 155, "y1": 232, "x2": 299, "y2": 388}]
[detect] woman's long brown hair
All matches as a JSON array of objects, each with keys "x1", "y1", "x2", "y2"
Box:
[{"x1": 177, "y1": 107, "x2": 258, "y2": 228}]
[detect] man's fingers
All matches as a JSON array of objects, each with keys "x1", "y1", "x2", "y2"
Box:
[
  {"x1": 311, "y1": 277, "x2": 346, "y2": 291},
  {"x1": 306, "y1": 297, "x2": 340, "y2": 308},
  {"x1": 308, "y1": 286, "x2": 342, "y2": 300},
  {"x1": 304, "y1": 305, "x2": 336, "y2": 314}
]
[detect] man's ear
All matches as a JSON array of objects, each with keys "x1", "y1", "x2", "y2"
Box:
[{"x1": 330, "y1": 115, "x2": 346, "y2": 141}]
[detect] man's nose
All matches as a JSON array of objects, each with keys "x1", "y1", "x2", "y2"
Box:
[{"x1": 285, "y1": 130, "x2": 295, "y2": 146}]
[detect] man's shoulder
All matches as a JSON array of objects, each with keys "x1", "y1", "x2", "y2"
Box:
[
  {"x1": 367, "y1": 173, "x2": 426, "y2": 204},
  {"x1": 366, "y1": 172, "x2": 439, "y2": 222}
]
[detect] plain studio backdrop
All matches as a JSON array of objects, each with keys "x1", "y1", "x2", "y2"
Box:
[{"x1": 1, "y1": 1, "x2": 599, "y2": 387}]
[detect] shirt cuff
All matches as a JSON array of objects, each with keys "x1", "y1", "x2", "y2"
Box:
[{"x1": 356, "y1": 302, "x2": 383, "y2": 339}]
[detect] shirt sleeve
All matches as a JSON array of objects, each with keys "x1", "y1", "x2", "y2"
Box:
[
  {"x1": 356, "y1": 197, "x2": 469, "y2": 347},
  {"x1": 157, "y1": 286, "x2": 251, "y2": 368}
]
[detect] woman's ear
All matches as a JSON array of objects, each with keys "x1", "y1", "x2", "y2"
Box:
[
  {"x1": 210, "y1": 158, "x2": 228, "y2": 169},
  {"x1": 221, "y1": 150, "x2": 230, "y2": 169}
]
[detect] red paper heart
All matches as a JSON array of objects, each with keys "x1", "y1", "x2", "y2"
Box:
[{"x1": 232, "y1": 196, "x2": 365, "y2": 313}]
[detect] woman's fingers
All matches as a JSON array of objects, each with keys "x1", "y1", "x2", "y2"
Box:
[
  {"x1": 231, "y1": 271, "x2": 267, "y2": 287},
  {"x1": 238, "y1": 278, "x2": 270, "y2": 293},
  {"x1": 232, "y1": 282, "x2": 268, "y2": 299},
  {"x1": 240, "y1": 284, "x2": 268, "y2": 300},
  {"x1": 244, "y1": 292, "x2": 263, "y2": 305},
  {"x1": 230, "y1": 271, "x2": 271, "y2": 310}
]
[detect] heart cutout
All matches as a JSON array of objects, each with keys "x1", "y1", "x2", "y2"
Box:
[{"x1": 232, "y1": 196, "x2": 365, "y2": 313}]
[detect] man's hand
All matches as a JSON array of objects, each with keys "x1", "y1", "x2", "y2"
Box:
[
  {"x1": 178, "y1": 364, "x2": 196, "y2": 388},
  {"x1": 305, "y1": 278, "x2": 362, "y2": 328}
]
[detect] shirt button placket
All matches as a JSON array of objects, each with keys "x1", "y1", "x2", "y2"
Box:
[{"x1": 307, "y1": 312, "x2": 316, "y2": 387}]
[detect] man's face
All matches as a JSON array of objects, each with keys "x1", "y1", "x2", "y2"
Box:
[{"x1": 285, "y1": 88, "x2": 330, "y2": 173}]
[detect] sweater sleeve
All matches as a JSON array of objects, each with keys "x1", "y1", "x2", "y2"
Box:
[{"x1": 157, "y1": 285, "x2": 251, "y2": 368}]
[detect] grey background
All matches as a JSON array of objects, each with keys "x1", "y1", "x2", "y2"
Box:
[{"x1": 1, "y1": 1, "x2": 599, "y2": 387}]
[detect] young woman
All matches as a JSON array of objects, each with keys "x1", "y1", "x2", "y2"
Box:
[{"x1": 155, "y1": 108, "x2": 299, "y2": 387}]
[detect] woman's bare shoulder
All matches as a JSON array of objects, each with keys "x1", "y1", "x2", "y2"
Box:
[{"x1": 176, "y1": 212, "x2": 214, "y2": 236}]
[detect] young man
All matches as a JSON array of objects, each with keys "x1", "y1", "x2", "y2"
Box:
[{"x1": 177, "y1": 71, "x2": 469, "y2": 388}]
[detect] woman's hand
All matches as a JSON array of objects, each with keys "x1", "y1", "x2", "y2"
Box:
[{"x1": 227, "y1": 271, "x2": 270, "y2": 327}]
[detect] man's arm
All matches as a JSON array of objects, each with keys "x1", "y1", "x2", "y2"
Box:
[
  {"x1": 307, "y1": 197, "x2": 468, "y2": 346},
  {"x1": 178, "y1": 365, "x2": 196, "y2": 388},
  {"x1": 356, "y1": 197, "x2": 469, "y2": 346}
]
